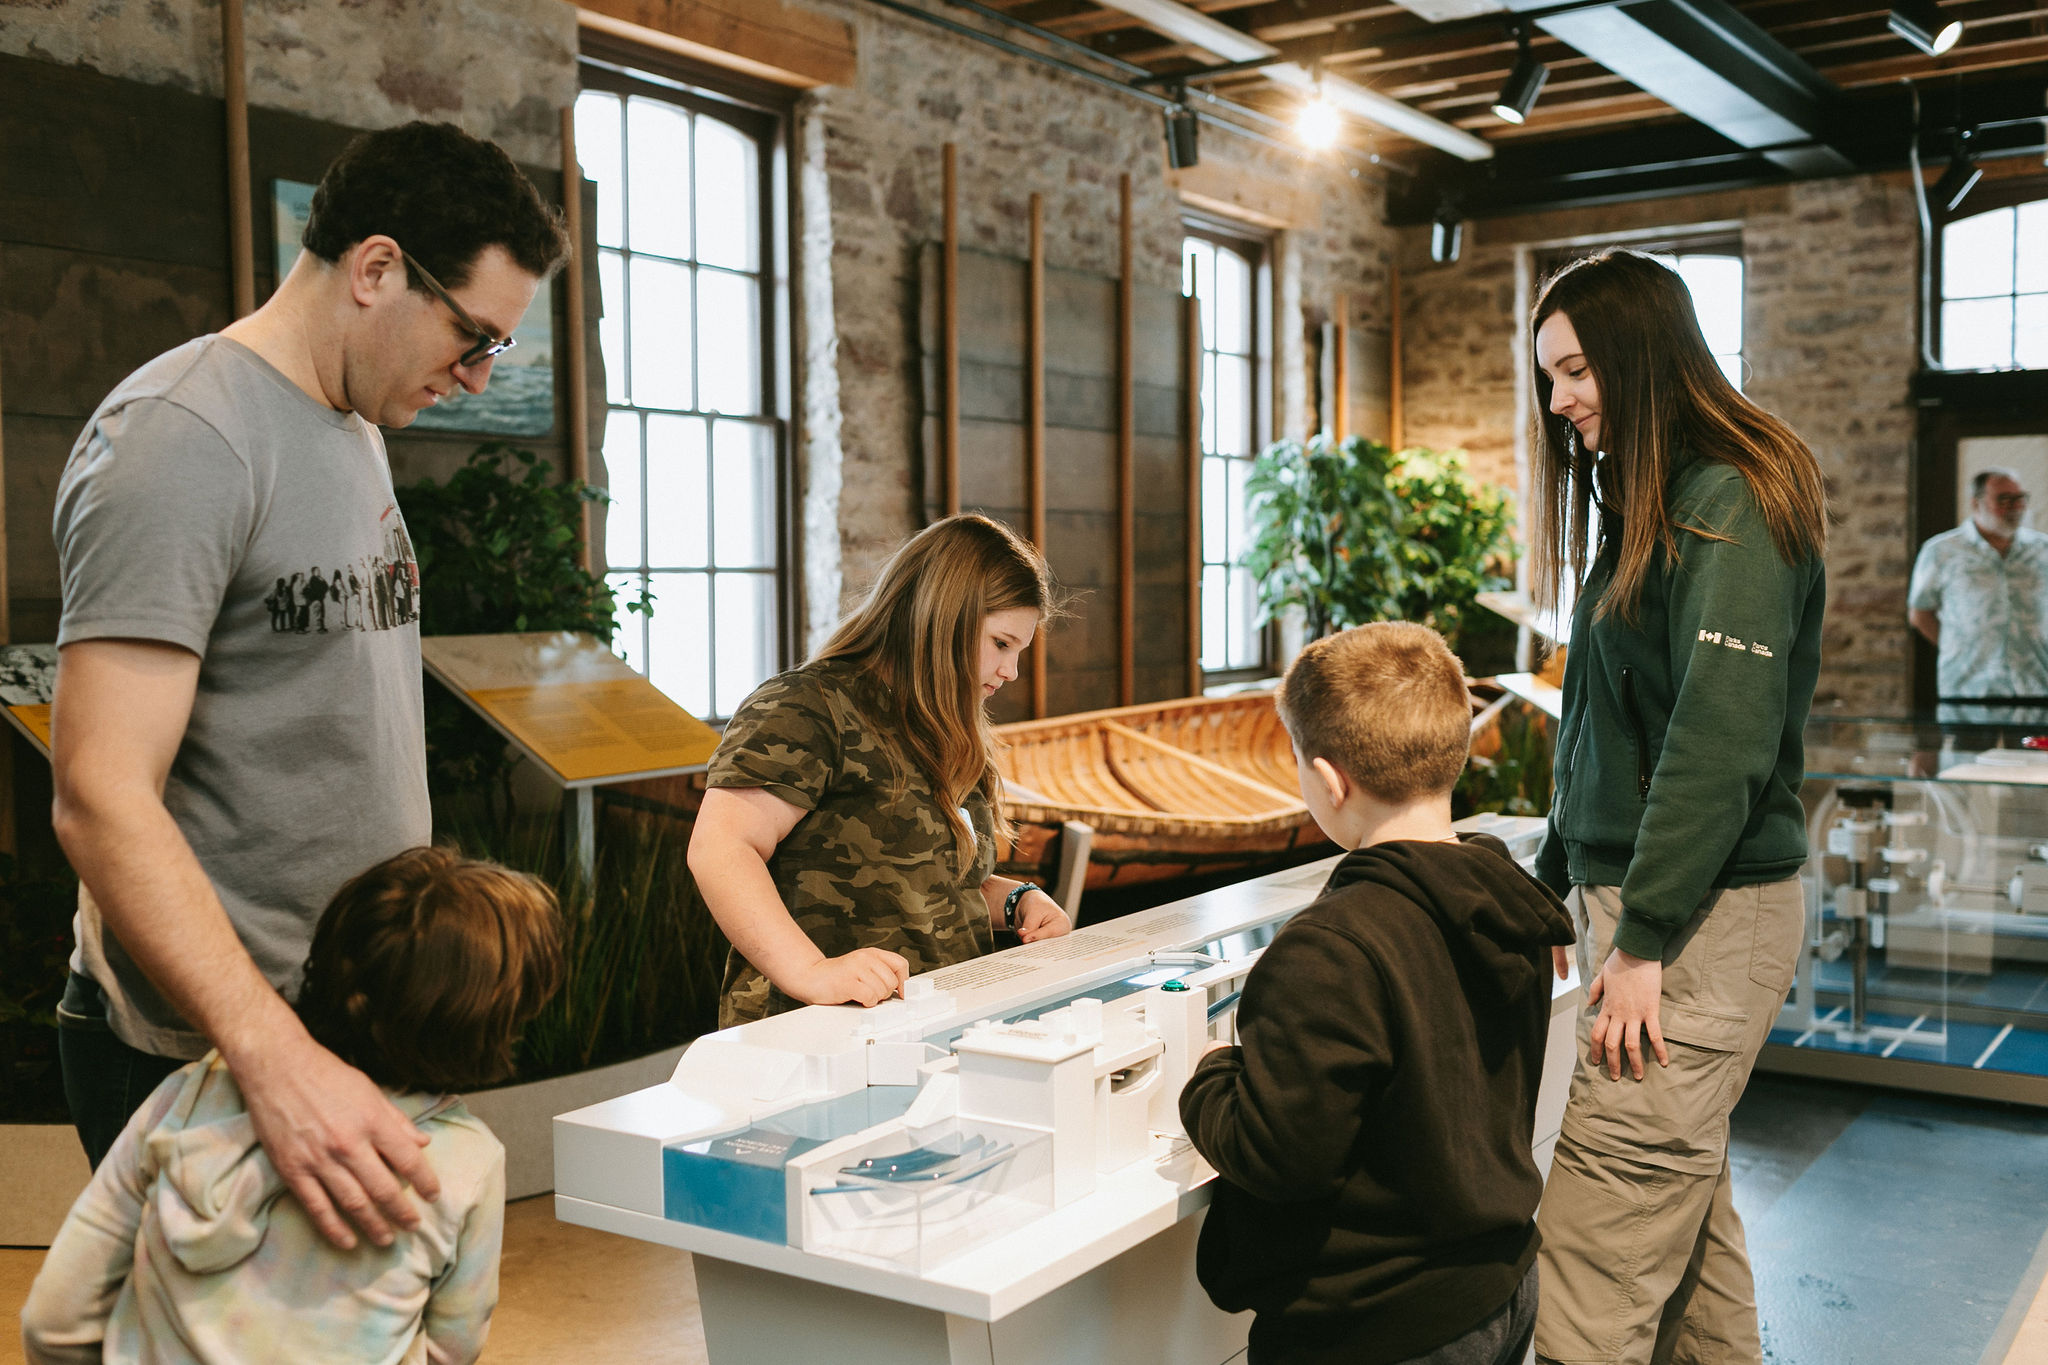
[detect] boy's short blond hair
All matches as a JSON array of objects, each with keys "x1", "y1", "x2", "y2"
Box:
[{"x1": 1275, "y1": 621, "x2": 1471, "y2": 803}]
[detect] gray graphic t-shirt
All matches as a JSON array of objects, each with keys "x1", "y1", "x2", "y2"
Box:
[{"x1": 55, "y1": 336, "x2": 432, "y2": 1058}]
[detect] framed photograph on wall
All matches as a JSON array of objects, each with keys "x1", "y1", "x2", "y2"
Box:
[{"x1": 270, "y1": 178, "x2": 556, "y2": 437}]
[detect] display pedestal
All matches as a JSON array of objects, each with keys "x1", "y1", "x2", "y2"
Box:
[
  {"x1": 555, "y1": 821, "x2": 1574, "y2": 1365},
  {"x1": 694, "y1": 1211, "x2": 1244, "y2": 1365}
]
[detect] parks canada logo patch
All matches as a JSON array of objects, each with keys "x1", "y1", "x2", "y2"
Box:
[{"x1": 1697, "y1": 628, "x2": 1773, "y2": 659}]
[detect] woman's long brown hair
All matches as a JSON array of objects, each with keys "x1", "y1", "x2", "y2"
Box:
[
  {"x1": 1529, "y1": 249, "x2": 1828, "y2": 624},
  {"x1": 812, "y1": 514, "x2": 1057, "y2": 859}
]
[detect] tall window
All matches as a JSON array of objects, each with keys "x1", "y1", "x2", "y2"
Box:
[
  {"x1": 1940, "y1": 202, "x2": 2048, "y2": 371},
  {"x1": 1184, "y1": 227, "x2": 1268, "y2": 678},
  {"x1": 575, "y1": 62, "x2": 785, "y2": 720},
  {"x1": 1665, "y1": 253, "x2": 1744, "y2": 390}
]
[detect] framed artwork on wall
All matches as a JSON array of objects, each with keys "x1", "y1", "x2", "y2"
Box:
[{"x1": 270, "y1": 178, "x2": 556, "y2": 437}]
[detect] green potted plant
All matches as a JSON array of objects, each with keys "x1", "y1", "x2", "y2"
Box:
[
  {"x1": 1241, "y1": 434, "x2": 1515, "y2": 654},
  {"x1": 1242, "y1": 434, "x2": 1547, "y2": 817},
  {"x1": 396, "y1": 442, "x2": 649, "y2": 827}
]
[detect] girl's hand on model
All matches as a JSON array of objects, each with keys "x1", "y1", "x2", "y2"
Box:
[
  {"x1": 791, "y1": 947, "x2": 911, "y2": 1008},
  {"x1": 1586, "y1": 947, "x2": 1668, "y2": 1081},
  {"x1": 1015, "y1": 889, "x2": 1072, "y2": 943}
]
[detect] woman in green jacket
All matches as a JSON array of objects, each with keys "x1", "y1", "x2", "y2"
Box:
[{"x1": 1527, "y1": 250, "x2": 1827, "y2": 1365}]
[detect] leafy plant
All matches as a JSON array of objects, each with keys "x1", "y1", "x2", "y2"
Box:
[
  {"x1": 1242, "y1": 434, "x2": 1515, "y2": 650},
  {"x1": 438, "y1": 804, "x2": 725, "y2": 1081},
  {"x1": 396, "y1": 443, "x2": 650, "y2": 823},
  {"x1": 1454, "y1": 703, "x2": 1556, "y2": 820}
]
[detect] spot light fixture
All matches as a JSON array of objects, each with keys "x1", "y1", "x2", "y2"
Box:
[
  {"x1": 1490, "y1": 24, "x2": 1548, "y2": 126},
  {"x1": 1164, "y1": 97, "x2": 1199, "y2": 170},
  {"x1": 1889, "y1": 2, "x2": 1963, "y2": 57},
  {"x1": 1932, "y1": 125, "x2": 1981, "y2": 213},
  {"x1": 1431, "y1": 202, "x2": 1463, "y2": 265}
]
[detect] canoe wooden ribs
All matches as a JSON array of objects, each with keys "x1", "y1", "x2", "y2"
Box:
[{"x1": 993, "y1": 693, "x2": 1328, "y2": 894}]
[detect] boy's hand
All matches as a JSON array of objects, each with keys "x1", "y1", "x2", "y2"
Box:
[
  {"x1": 1586, "y1": 948, "x2": 1668, "y2": 1081},
  {"x1": 1552, "y1": 945, "x2": 1573, "y2": 981}
]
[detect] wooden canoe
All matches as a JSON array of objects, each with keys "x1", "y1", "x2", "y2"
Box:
[
  {"x1": 994, "y1": 683, "x2": 1517, "y2": 894},
  {"x1": 993, "y1": 693, "x2": 1327, "y2": 892}
]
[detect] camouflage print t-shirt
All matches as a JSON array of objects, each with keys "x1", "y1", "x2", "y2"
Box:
[{"x1": 709, "y1": 659, "x2": 997, "y2": 1026}]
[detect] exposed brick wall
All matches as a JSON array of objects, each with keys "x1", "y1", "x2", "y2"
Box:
[
  {"x1": 1398, "y1": 176, "x2": 1919, "y2": 711},
  {"x1": 0, "y1": 0, "x2": 574, "y2": 165}
]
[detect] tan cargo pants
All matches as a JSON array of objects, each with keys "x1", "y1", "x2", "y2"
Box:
[{"x1": 1534, "y1": 878, "x2": 1806, "y2": 1365}]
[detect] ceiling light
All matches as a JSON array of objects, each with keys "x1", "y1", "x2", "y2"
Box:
[
  {"x1": 1164, "y1": 102, "x2": 1199, "y2": 169},
  {"x1": 1491, "y1": 27, "x2": 1548, "y2": 125},
  {"x1": 1932, "y1": 126, "x2": 1981, "y2": 213},
  {"x1": 1889, "y1": 2, "x2": 1963, "y2": 57},
  {"x1": 1296, "y1": 93, "x2": 1341, "y2": 151}
]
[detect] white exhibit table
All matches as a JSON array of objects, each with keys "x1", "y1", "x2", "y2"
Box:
[{"x1": 554, "y1": 814, "x2": 1581, "y2": 1365}]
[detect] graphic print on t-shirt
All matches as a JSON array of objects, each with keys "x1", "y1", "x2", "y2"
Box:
[{"x1": 264, "y1": 503, "x2": 420, "y2": 635}]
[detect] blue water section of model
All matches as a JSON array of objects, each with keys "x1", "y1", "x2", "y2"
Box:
[{"x1": 662, "y1": 1085, "x2": 920, "y2": 1243}]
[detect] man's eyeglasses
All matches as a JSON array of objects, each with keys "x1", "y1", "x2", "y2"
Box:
[
  {"x1": 400, "y1": 249, "x2": 517, "y2": 368},
  {"x1": 1991, "y1": 493, "x2": 2031, "y2": 510}
]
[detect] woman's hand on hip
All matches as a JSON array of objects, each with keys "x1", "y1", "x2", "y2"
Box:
[
  {"x1": 1015, "y1": 889, "x2": 1072, "y2": 943},
  {"x1": 790, "y1": 948, "x2": 911, "y2": 1008},
  {"x1": 1587, "y1": 947, "x2": 1669, "y2": 1081}
]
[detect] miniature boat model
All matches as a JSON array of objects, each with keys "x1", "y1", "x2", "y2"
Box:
[{"x1": 992, "y1": 693, "x2": 1327, "y2": 895}]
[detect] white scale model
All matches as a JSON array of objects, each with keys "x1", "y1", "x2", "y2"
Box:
[{"x1": 552, "y1": 814, "x2": 1579, "y2": 1365}]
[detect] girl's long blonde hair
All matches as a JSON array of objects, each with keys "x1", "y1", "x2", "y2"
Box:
[
  {"x1": 813, "y1": 514, "x2": 1057, "y2": 854},
  {"x1": 1529, "y1": 249, "x2": 1828, "y2": 623}
]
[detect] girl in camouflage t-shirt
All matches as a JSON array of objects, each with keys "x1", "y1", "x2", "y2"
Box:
[{"x1": 691, "y1": 516, "x2": 1073, "y2": 1026}]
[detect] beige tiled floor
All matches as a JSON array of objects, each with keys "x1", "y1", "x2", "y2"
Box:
[{"x1": 2, "y1": 1195, "x2": 710, "y2": 1365}]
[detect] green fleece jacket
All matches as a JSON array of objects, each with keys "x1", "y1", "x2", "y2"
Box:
[{"x1": 1534, "y1": 459, "x2": 1825, "y2": 960}]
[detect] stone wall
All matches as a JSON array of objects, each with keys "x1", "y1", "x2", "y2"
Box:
[
  {"x1": 795, "y1": 0, "x2": 1398, "y2": 612},
  {"x1": 0, "y1": 0, "x2": 574, "y2": 166},
  {"x1": 1398, "y1": 177, "x2": 1919, "y2": 711},
  {"x1": 3, "y1": 0, "x2": 1402, "y2": 648}
]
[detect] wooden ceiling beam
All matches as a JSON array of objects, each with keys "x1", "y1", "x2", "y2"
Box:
[
  {"x1": 1820, "y1": 31, "x2": 2048, "y2": 85},
  {"x1": 1776, "y1": 4, "x2": 2048, "y2": 59}
]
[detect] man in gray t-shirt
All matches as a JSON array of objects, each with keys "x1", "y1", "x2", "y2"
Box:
[{"x1": 51, "y1": 121, "x2": 566, "y2": 1251}]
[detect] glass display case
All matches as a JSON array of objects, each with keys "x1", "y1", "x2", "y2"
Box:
[{"x1": 1763, "y1": 713, "x2": 2048, "y2": 1104}]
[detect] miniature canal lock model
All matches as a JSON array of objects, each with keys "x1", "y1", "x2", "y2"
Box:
[{"x1": 1768, "y1": 718, "x2": 2048, "y2": 1102}]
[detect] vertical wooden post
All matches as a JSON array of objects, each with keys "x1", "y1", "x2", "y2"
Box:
[
  {"x1": 0, "y1": 330, "x2": 13, "y2": 854},
  {"x1": 561, "y1": 106, "x2": 593, "y2": 573},
  {"x1": 941, "y1": 143, "x2": 961, "y2": 519},
  {"x1": 1332, "y1": 290, "x2": 1350, "y2": 441},
  {"x1": 1388, "y1": 262, "x2": 1404, "y2": 450},
  {"x1": 222, "y1": 0, "x2": 255, "y2": 317},
  {"x1": 1184, "y1": 292, "x2": 1202, "y2": 699},
  {"x1": 0, "y1": 334, "x2": 10, "y2": 646},
  {"x1": 1117, "y1": 173, "x2": 1134, "y2": 707},
  {"x1": 1027, "y1": 193, "x2": 1048, "y2": 719}
]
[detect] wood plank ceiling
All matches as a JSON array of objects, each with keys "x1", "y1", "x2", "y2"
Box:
[{"x1": 967, "y1": 1, "x2": 2048, "y2": 217}]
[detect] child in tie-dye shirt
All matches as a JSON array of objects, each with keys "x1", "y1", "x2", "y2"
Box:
[{"x1": 23, "y1": 847, "x2": 563, "y2": 1365}]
